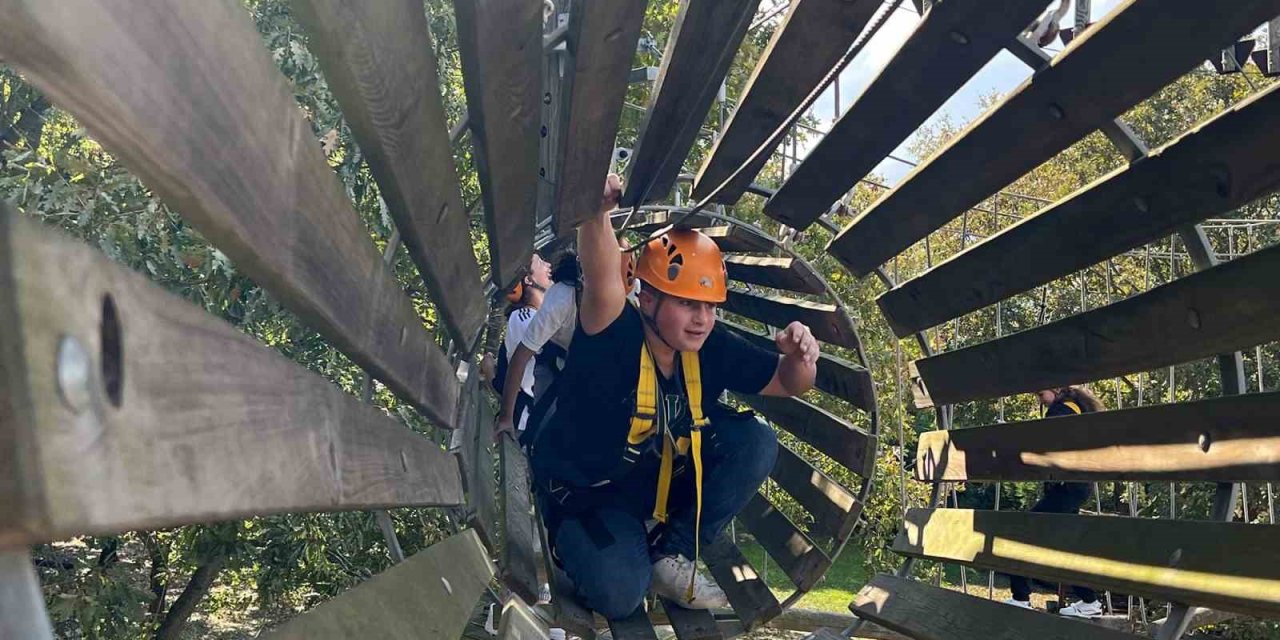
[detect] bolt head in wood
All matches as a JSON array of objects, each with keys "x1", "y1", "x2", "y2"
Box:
[
  {"x1": 1048, "y1": 104, "x2": 1065, "y2": 120},
  {"x1": 949, "y1": 30, "x2": 970, "y2": 45},
  {"x1": 56, "y1": 335, "x2": 93, "y2": 414},
  {"x1": 1187, "y1": 308, "x2": 1201, "y2": 329}
]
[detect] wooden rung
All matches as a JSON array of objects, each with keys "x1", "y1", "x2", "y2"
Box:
[
  {"x1": 500, "y1": 437, "x2": 540, "y2": 605},
  {"x1": 916, "y1": 391, "x2": 1280, "y2": 483},
  {"x1": 0, "y1": 0, "x2": 460, "y2": 426},
  {"x1": 0, "y1": 212, "x2": 462, "y2": 546},
  {"x1": 725, "y1": 256, "x2": 826, "y2": 295},
  {"x1": 692, "y1": 0, "x2": 883, "y2": 205},
  {"x1": 700, "y1": 225, "x2": 777, "y2": 255},
  {"x1": 851, "y1": 573, "x2": 1143, "y2": 640},
  {"x1": 772, "y1": 444, "x2": 862, "y2": 541},
  {"x1": 453, "y1": 0, "x2": 540, "y2": 288},
  {"x1": 915, "y1": 242, "x2": 1280, "y2": 404},
  {"x1": 877, "y1": 80, "x2": 1280, "y2": 337},
  {"x1": 607, "y1": 607, "x2": 659, "y2": 640},
  {"x1": 742, "y1": 394, "x2": 877, "y2": 479},
  {"x1": 702, "y1": 533, "x2": 782, "y2": 631},
  {"x1": 723, "y1": 290, "x2": 858, "y2": 349},
  {"x1": 621, "y1": 0, "x2": 760, "y2": 207},
  {"x1": 261, "y1": 530, "x2": 494, "y2": 639},
  {"x1": 893, "y1": 509, "x2": 1280, "y2": 618},
  {"x1": 720, "y1": 319, "x2": 875, "y2": 412},
  {"x1": 550, "y1": 0, "x2": 649, "y2": 234},
  {"x1": 620, "y1": 210, "x2": 722, "y2": 235},
  {"x1": 451, "y1": 372, "x2": 501, "y2": 548},
  {"x1": 290, "y1": 0, "x2": 488, "y2": 346},
  {"x1": 659, "y1": 599, "x2": 723, "y2": 640},
  {"x1": 826, "y1": 0, "x2": 1280, "y2": 277},
  {"x1": 737, "y1": 492, "x2": 832, "y2": 592},
  {"x1": 500, "y1": 599, "x2": 550, "y2": 640},
  {"x1": 764, "y1": 0, "x2": 1051, "y2": 230}
]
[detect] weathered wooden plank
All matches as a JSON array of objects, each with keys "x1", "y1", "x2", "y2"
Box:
[
  {"x1": 621, "y1": 0, "x2": 762, "y2": 207},
  {"x1": 291, "y1": 0, "x2": 488, "y2": 347},
  {"x1": 263, "y1": 530, "x2": 494, "y2": 639},
  {"x1": 851, "y1": 573, "x2": 1143, "y2": 640},
  {"x1": 0, "y1": 211, "x2": 462, "y2": 548},
  {"x1": 877, "y1": 80, "x2": 1280, "y2": 337},
  {"x1": 737, "y1": 492, "x2": 832, "y2": 592},
  {"x1": 500, "y1": 436, "x2": 540, "y2": 604},
  {"x1": 702, "y1": 226, "x2": 776, "y2": 255},
  {"x1": 702, "y1": 533, "x2": 782, "y2": 631},
  {"x1": 620, "y1": 209, "x2": 721, "y2": 234},
  {"x1": 451, "y1": 370, "x2": 500, "y2": 548},
  {"x1": 893, "y1": 508, "x2": 1280, "y2": 618},
  {"x1": 551, "y1": 0, "x2": 650, "y2": 233},
  {"x1": 721, "y1": 319, "x2": 875, "y2": 412},
  {"x1": 916, "y1": 391, "x2": 1280, "y2": 483},
  {"x1": 660, "y1": 598, "x2": 723, "y2": 640},
  {"x1": 546, "y1": 559, "x2": 598, "y2": 637},
  {"x1": 0, "y1": 551, "x2": 54, "y2": 640},
  {"x1": 692, "y1": 0, "x2": 882, "y2": 204},
  {"x1": 827, "y1": 0, "x2": 1280, "y2": 276},
  {"x1": 765, "y1": 0, "x2": 1052, "y2": 230},
  {"x1": 454, "y1": 0, "x2": 541, "y2": 288},
  {"x1": 915, "y1": 242, "x2": 1280, "y2": 404},
  {"x1": 608, "y1": 607, "x2": 660, "y2": 638},
  {"x1": 500, "y1": 598, "x2": 550, "y2": 640},
  {"x1": 723, "y1": 291, "x2": 857, "y2": 349},
  {"x1": 0, "y1": 0, "x2": 460, "y2": 425},
  {"x1": 725, "y1": 256, "x2": 826, "y2": 295},
  {"x1": 772, "y1": 444, "x2": 861, "y2": 541},
  {"x1": 741, "y1": 395, "x2": 876, "y2": 479}
]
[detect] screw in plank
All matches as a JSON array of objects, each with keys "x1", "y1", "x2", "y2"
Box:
[{"x1": 56, "y1": 335, "x2": 93, "y2": 414}]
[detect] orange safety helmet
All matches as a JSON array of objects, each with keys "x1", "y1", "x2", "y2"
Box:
[
  {"x1": 504, "y1": 280, "x2": 523, "y2": 304},
  {"x1": 634, "y1": 228, "x2": 726, "y2": 303},
  {"x1": 620, "y1": 243, "x2": 637, "y2": 293}
]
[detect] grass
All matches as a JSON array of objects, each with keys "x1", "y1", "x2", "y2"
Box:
[{"x1": 734, "y1": 539, "x2": 870, "y2": 612}]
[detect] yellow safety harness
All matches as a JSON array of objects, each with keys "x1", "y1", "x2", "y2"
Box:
[
  {"x1": 626, "y1": 341, "x2": 708, "y2": 600},
  {"x1": 1063, "y1": 400, "x2": 1081, "y2": 415}
]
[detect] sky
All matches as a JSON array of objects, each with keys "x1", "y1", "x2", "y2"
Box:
[{"x1": 790, "y1": 0, "x2": 1126, "y2": 185}]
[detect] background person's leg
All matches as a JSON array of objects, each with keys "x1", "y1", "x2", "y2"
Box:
[
  {"x1": 553, "y1": 507, "x2": 653, "y2": 619},
  {"x1": 657, "y1": 413, "x2": 778, "y2": 559}
]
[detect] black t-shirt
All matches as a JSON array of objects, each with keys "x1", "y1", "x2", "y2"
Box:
[{"x1": 532, "y1": 303, "x2": 779, "y2": 488}]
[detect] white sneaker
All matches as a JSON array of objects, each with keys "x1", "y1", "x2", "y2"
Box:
[
  {"x1": 650, "y1": 555, "x2": 728, "y2": 609},
  {"x1": 1058, "y1": 601, "x2": 1103, "y2": 618},
  {"x1": 538, "y1": 582, "x2": 552, "y2": 605},
  {"x1": 1003, "y1": 598, "x2": 1033, "y2": 610}
]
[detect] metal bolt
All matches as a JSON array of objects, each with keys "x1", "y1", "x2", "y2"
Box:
[
  {"x1": 1048, "y1": 104, "x2": 1065, "y2": 120},
  {"x1": 1133, "y1": 196, "x2": 1149, "y2": 213},
  {"x1": 1198, "y1": 432, "x2": 1212, "y2": 453},
  {"x1": 1187, "y1": 308, "x2": 1201, "y2": 329},
  {"x1": 949, "y1": 30, "x2": 970, "y2": 45},
  {"x1": 56, "y1": 335, "x2": 93, "y2": 414},
  {"x1": 1168, "y1": 548, "x2": 1183, "y2": 567}
]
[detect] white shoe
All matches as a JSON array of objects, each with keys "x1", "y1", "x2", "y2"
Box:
[
  {"x1": 538, "y1": 582, "x2": 552, "y2": 605},
  {"x1": 650, "y1": 555, "x2": 728, "y2": 609},
  {"x1": 1003, "y1": 598, "x2": 1033, "y2": 610},
  {"x1": 1058, "y1": 601, "x2": 1103, "y2": 618}
]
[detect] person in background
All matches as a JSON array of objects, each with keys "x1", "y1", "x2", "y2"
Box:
[
  {"x1": 1004, "y1": 385, "x2": 1106, "y2": 618},
  {"x1": 495, "y1": 253, "x2": 552, "y2": 439}
]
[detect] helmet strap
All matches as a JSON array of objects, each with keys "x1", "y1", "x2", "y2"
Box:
[{"x1": 640, "y1": 290, "x2": 680, "y2": 355}]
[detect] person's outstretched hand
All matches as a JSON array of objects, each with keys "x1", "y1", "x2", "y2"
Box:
[
  {"x1": 775, "y1": 321, "x2": 819, "y2": 365},
  {"x1": 601, "y1": 173, "x2": 622, "y2": 215}
]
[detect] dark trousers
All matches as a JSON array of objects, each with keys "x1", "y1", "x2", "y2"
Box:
[
  {"x1": 1007, "y1": 482, "x2": 1098, "y2": 604},
  {"x1": 543, "y1": 414, "x2": 777, "y2": 619}
]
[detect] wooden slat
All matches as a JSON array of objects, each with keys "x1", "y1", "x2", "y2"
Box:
[
  {"x1": 893, "y1": 508, "x2": 1280, "y2": 618},
  {"x1": 290, "y1": 0, "x2": 488, "y2": 347},
  {"x1": 263, "y1": 530, "x2": 494, "y2": 639},
  {"x1": 702, "y1": 226, "x2": 776, "y2": 255},
  {"x1": 500, "y1": 436, "x2": 540, "y2": 604},
  {"x1": 772, "y1": 444, "x2": 861, "y2": 541},
  {"x1": 851, "y1": 573, "x2": 1143, "y2": 640},
  {"x1": 546, "y1": 560, "x2": 598, "y2": 637},
  {"x1": 621, "y1": 0, "x2": 761, "y2": 207},
  {"x1": 764, "y1": 0, "x2": 1052, "y2": 230},
  {"x1": 701, "y1": 533, "x2": 782, "y2": 631},
  {"x1": 916, "y1": 242, "x2": 1280, "y2": 404},
  {"x1": 723, "y1": 290, "x2": 857, "y2": 349},
  {"x1": 691, "y1": 0, "x2": 882, "y2": 204},
  {"x1": 608, "y1": 608, "x2": 659, "y2": 639},
  {"x1": 454, "y1": 0, "x2": 540, "y2": 288},
  {"x1": 827, "y1": 0, "x2": 1280, "y2": 276},
  {"x1": 740, "y1": 394, "x2": 876, "y2": 479},
  {"x1": 0, "y1": 0, "x2": 460, "y2": 425},
  {"x1": 620, "y1": 210, "x2": 721, "y2": 234},
  {"x1": 0, "y1": 551, "x2": 54, "y2": 640},
  {"x1": 736, "y1": 492, "x2": 832, "y2": 591},
  {"x1": 500, "y1": 599, "x2": 550, "y2": 640},
  {"x1": 725, "y1": 256, "x2": 826, "y2": 295},
  {"x1": 877, "y1": 80, "x2": 1280, "y2": 337},
  {"x1": 659, "y1": 598, "x2": 723, "y2": 640},
  {"x1": 0, "y1": 212, "x2": 462, "y2": 547},
  {"x1": 916, "y1": 391, "x2": 1280, "y2": 483},
  {"x1": 721, "y1": 319, "x2": 876, "y2": 412},
  {"x1": 551, "y1": 0, "x2": 650, "y2": 234},
  {"x1": 450, "y1": 372, "x2": 500, "y2": 548}
]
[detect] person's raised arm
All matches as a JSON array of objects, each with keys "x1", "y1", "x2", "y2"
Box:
[
  {"x1": 495, "y1": 344, "x2": 537, "y2": 440},
  {"x1": 578, "y1": 174, "x2": 625, "y2": 335},
  {"x1": 759, "y1": 321, "x2": 819, "y2": 397}
]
